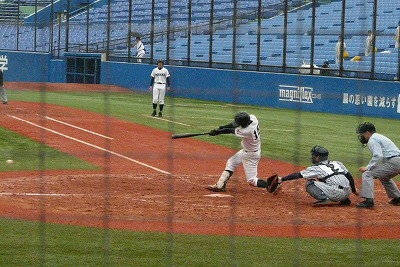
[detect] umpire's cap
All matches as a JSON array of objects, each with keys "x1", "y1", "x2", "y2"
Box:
[{"x1": 356, "y1": 122, "x2": 376, "y2": 134}]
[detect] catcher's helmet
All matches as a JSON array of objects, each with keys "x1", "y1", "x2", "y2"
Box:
[
  {"x1": 311, "y1": 145, "x2": 329, "y2": 162},
  {"x1": 233, "y1": 111, "x2": 251, "y2": 128}
]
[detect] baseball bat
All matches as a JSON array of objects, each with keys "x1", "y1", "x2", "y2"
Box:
[{"x1": 171, "y1": 132, "x2": 210, "y2": 139}]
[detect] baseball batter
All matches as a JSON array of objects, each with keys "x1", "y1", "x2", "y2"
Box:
[
  {"x1": 272, "y1": 146, "x2": 357, "y2": 206},
  {"x1": 206, "y1": 111, "x2": 271, "y2": 192},
  {"x1": 355, "y1": 122, "x2": 400, "y2": 208},
  {"x1": 133, "y1": 36, "x2": 146, "y2": 63},
  {"x1": 0, "y1": 69, "x2": 8, "y2": 104},
  {"x1": 149, "y1": 60, "x2": 170, "y2": 117}
]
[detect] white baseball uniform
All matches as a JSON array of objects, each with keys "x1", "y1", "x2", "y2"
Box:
[
  {"x1": 150, "y1": 66, "x2": 170, "y2": 105},
  {"x1": 225, "y1": 114, "x2": 261, "y2": 186},
  {"x1": 300, "y1": 160, "x2": 351, "y2": 201},
  {"x1": 134, "y1": 40, "x2": 145, "y2": 63}
]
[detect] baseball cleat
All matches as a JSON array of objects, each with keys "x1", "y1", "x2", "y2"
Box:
[
  {"x1": 338, "y1": 198, "x2": 351, "y2": 206},
  {"x1": 158, "y1": 111, "x2": 162, "y2": 117},
  {"x1": 312, "y1": 198, "x2": 335, "y2": 207},
  {"x1": 355, "y1": 199, "x2": 374, "y2": 208},
  {"x1": 206, "y1": 184, "x2": 226, "y2": 192},
  {"x1": 388, "y1": 197, "x2": 400, "y2": 206},
  {"x1": 151, "y1": 110, "x2": 156, "y2": 116}
]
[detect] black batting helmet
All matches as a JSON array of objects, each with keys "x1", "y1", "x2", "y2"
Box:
[
  {"x1": 311, "y1": 145, "x2": 329, "y2": 162},
  {"x1": 233, "y1": 111, "x2": 251, "y2": 128}
]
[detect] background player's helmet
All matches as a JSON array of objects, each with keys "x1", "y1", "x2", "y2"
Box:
[
  {"x1": 311, "y1": 145, "x2": 329, "y2": 163},
  {"x1": 356, "y1": 122, "x2": 376, "y2": 145},
  {"x1": 157, "y1": 59, "x2": 164, "y2": 64},
  {"x1": 233, "y1": 111, "x2": 251, "y2": 128}
]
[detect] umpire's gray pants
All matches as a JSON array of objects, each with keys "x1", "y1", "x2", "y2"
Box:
[
  {"x1": 0, "y1": 86, "x2": 7, "y2": 103},
  {"x1": 360, "y1": 157, "x2": 400, "y2": 199}
]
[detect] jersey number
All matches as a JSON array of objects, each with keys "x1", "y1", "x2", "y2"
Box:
[{"x1": 253, "y1": 124, "x2": 260, "y2": 140}]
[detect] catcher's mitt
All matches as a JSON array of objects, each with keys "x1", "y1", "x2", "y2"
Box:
[{"x1": 266, "y1": 174, "x2": 281, "y2": 194}]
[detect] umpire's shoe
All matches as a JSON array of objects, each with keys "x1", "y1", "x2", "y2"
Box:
[
  {"x1": 206, "y1": 183, "x2": 226, "y2": 192},
  {"x1": 355, "y1": 198, "x2": 374, "y2": 208},
  {"x1": 388, "y1": 197, "x2": 400, "y2": 206}
]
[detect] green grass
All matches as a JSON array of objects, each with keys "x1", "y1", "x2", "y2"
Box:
[
  {"x1": 2, "y1": 89, "x2": 400, "y2": 266},
  {"x1": 0, "y1": 218, "x2": 399, "y2": 267},
  {"x1": 0, "y1": 127, "x2": 97, "y2": 171}
]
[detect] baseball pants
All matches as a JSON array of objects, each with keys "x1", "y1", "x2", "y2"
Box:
[
  {"x1": 152, "y1": 84, "x2": 166, "y2": 105},
  {"x1": 360, "y1": 157, "x2": 400, "y2": 199},
  {"x1": 136, "y1": 50, "x2": 145, "y2": 63},
  {"x1": 307, "y1": 180, "x2": 350, "y2": 201},
  {"x1": 225, "y1": 149, "x2": 261, "y2": 186},
  {"x1": 0, "y1": 86, "x2": 7, "y2": 103}
]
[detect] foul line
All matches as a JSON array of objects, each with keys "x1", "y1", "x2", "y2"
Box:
[
  {"x1": 9, "y1": 115, "x2": 170, "y2": 175},
  {"x1": 44, "y1": 116, "x2": 113, "y2": 140},
  {"x1": 142, "y1": 114, "x2": 191, "y2": 126},
  {"x1": 0, "y1": 192, "x2": 85, "y2": 197}
]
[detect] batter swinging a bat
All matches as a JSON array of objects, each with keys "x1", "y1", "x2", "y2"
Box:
[{"x1": 206, "y1": 111, "x2": 272, "y2": 192}]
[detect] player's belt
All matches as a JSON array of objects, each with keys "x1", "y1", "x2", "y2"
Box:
[
  {"x1": 387, "y1": 155, "x2": 400, "y2": 159},
  {"x1": 244, "y1": 150, "x2": 258, "y2": 152},
  {"x1": 156, "y1": 82, "x2": 165, "y2": 84}
]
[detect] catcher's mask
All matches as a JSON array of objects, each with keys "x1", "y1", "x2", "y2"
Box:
[
  {"x1": 356, "y1": 122, "x2": 376, "y2": 145},
  {"x1": 233, "y1": 111, "x2": 251, "y2": 128},
  {"x1": 311, "y1": 145, "x2": 329, "y2": 163}
]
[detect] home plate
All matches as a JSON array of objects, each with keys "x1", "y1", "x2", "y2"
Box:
[{"x1": 205, "y1": 193, "x2": 232, "y2": 198}]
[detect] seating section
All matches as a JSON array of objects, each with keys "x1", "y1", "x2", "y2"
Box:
[
  {"x1": 0, "y1": 2, "x2": 20, "y2": 22},
  {"x1": 0, "y1": 0, "x2": 399, "y2": 79}
]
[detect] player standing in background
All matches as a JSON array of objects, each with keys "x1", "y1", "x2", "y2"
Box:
[
  {"x1": 149, "y1": 60, "x2": 170, "y2": 117},
  {"x1": 365, "y1": 30, "x2": 374, "y2": 56},
  {"x1": 355, "y1": 122, "x2": 400, "y2": 208},
  {"x1": 134, "y1": 36, "x2": 146, "y2": 63},
  {"x1": 335, "y1": 36, "x2": 347, "y2": 64},
  {"x1": 267, "y1": 146, "x2": 358, "y2": 206},
  {"x1": 0, "y1": 69, "x2": 8, "y2": 104},
  {"x1": 395, "y1": 21, "x2": 400, "y2": 49},
  {"x1": 206, "y1": 111, "x2": 272, "y2": 192}
]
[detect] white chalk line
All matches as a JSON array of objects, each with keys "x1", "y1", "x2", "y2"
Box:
[
  {"x1": 8, "y1": 115, "x2": 170, "y2": 175},
  {"x1": 43, "y1": 116, "x2": 113, "y2": 140},
  {"x1": 0, "y1": 192, "x2": 84, "y2": 197},
  {"x1": 142, "y1": 114, "x2": 191, "y2": 126}
]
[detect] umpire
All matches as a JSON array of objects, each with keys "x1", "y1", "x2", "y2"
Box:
[{"x1": 356, "y1": 122, "x2": 400, "y2": 208}]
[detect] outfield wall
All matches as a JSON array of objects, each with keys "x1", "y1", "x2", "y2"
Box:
[
  {"x1": 1, "y1": 50, "x2": 399, "y2": 119},
  {"x1": 103, "y1": 62, "x2": 400, "y2": 119}
]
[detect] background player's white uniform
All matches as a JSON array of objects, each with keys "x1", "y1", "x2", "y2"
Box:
[
  {"x1": 224, "y1": 114, "x2": 261, "y2": 186},
  {"x1": 150, "y1": 66, "x2": 170, "y2": 106},
  {"x1": 134, "y1": 39, "x2": 145, "y2": 63},
  {"x1": 301, "y1": 160, "x2": 351, "y2": 201}
]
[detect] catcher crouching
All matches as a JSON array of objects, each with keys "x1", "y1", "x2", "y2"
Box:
[{"x1": 267, "y1": 146, "x2": 358, "y2": 207}]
